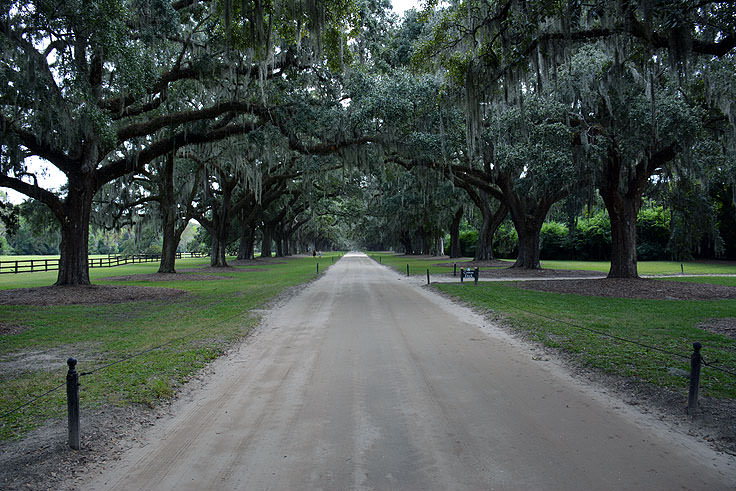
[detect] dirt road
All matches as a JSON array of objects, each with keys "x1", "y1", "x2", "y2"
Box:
[{"x1": 88, "y1": 253, "x2": 735, "y2": 490}]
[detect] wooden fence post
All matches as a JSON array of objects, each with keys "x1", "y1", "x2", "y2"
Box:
[{"x1": 66, "y1": 358, "x2": 80, "y2": 450}]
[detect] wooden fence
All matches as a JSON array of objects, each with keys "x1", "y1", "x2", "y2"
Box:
[{"x1": 0, "y1": 252, "x2": 209, "y2": 274}]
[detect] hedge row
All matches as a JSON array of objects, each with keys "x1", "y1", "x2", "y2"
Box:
[{"x1": 452, "y1": 207, "x2": 671, "y2": 261}]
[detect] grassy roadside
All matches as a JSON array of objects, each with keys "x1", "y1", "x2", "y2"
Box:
[
  {"x1": 368, "y1": 252, "x2": 736, "y2": 276},
  {"x1": 0, "y1": 253, "x2": 342, "y2": 441},
  {"x1": 369, "y1": 252, "x2": 736, "y2": 400},
  {"x1": 432, "y1": 281, "x2": 736, "y2": 399},
  {"x1": 661, "y1": 276, "x2": 736, "y2": 287}
]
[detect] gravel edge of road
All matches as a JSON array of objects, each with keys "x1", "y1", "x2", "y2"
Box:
[{"x1": 422, "y1": 282, "x2": 736, "y2": 459}]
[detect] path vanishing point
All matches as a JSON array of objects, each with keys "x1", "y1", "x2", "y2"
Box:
[{"x1": 88, "y1": 252, "x2": 735, "y2": 490}]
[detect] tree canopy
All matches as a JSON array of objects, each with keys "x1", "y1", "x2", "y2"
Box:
[{"x1": 2, "y1": 0, "x2": 735, "y2": 283}]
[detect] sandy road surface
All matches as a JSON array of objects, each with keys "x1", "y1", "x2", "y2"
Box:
[{"x1": 88, "y1": 253, "x2": 735, "y2": 490}]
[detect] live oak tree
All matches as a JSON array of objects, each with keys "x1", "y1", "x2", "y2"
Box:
[
  {"x1": 95, "y1": 150, "x2": 205, "y2": 273},
  {"x1": 0, "y1": 1, "x2": 272, "y2": 284},
  {"x1": 0, "y1": 0, "x2": 367, "y2": 285},
  {"x1": 560, "y1": 44, "x2": 700, "y2": 277},
  {"x1": 416, "y1": 0, "x2": 736, "y2": 276}
]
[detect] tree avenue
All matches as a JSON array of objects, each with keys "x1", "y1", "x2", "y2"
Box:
[
  {"x1": 2, "y1": 1, "x2": 736, "y2": 284},
  {"x1": 0, "y1": 0, "x2": 368, "y2": 284},
  {"x1": 415, "y1": 0, "x2": 736, "y2": 277}
]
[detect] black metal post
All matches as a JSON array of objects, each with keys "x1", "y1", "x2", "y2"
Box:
[
  {"x1": 406, "y1": 264, "x2": 409, "y2": 277},
  {"x1": 688, "y1": 342, "x2": 702, "y2": 415},
  {"x1": 460, "y1": 268, "x2": 464, "y2": 283},
  {"x1": 379, "y1": 257, "x2": 382, "y2": 264},
  {"x1": 474, "y1": 267, "x2": 479, "y2": 285},
  {"x1": 66, "y1": 358, "x2": 80, "y2": 450},
  {"x1": 681, "y1": 263, "x2": 684, "y2": 274},
  {"x1": 453, "y1": 263, "x2": 457, "y2": 277},
  {"x1": 317, "y1": 263, "x2": 319, "y2": 275},
  {"x1": 427, "y1": 269, "x2": 430, "y2": 285}
]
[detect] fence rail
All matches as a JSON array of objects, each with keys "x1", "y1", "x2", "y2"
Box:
[{"x1": 0, "y1": 252, "x2": 209, "y2": 274}]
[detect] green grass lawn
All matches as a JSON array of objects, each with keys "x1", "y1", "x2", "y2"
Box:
[
  {"x1": 0, "y1": 254, "x2": 124, "y2": 261},
  {"x1": 0, "y1": 253, "x2": 343, "y2": 441},
  {"x1": 658, "y1": 276, "x2": 736, "y2": 287},
  {"x1": 368, "y1": 252, "x2": 736, "y2": 277},
  {"x1": 433, "y1": 281, "x2": 736, "y2": 400},
  {"x1": 539, "y1": 259, "x2": 736, "y2": 275}
]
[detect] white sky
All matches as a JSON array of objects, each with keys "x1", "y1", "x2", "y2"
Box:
[
  {"x1": 392, "y1": 0, "x2": 423, "y2": 15},
  {"x1": 2, "y1": 1, "x2": 427, "y2": 205}
]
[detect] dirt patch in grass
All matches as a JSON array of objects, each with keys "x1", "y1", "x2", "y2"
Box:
[
  {"x1": 435, "y1": 259, "x2": 511, "y2": 268},
  {"x1": 698, "y1": 318, "x2": 736, "y2": 340},
  {"x1": 0, "y1": 285, "x2": 187, "y2": 306},
  {"x1": 516, "y1": 278, "x2": 736, "y2": 300},
  {"x1": 177, "y1": 265, "x2": 272, "y2": 274},
  {"x1": 0, "y1": 344, "x2": 104, "y2": 380},
  {"x1": 101, "y1": 273, "x2": 232, "y2": 282},
  {"x1": 0, "y1": 322, "x2": 32, "y2": 336},
  {"x1": 484, "y1": 268, "x2": 603, "y2": 278},
  {"x1": 230, "y1": 258, "x2": 287, "y2": 265}
]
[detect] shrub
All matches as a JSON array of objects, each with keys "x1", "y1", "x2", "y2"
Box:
[
  {"x1": 540, "y1": 221, "x2": 570, "y2": 259},
  {"x1": 493, "y1": 223, "x2": 518, "y2": 258},
  {"x1": 459, "y1": 229, "x2": 478, "y2": 257},
  {"x1": 572, "y1": 212, "x2": 611, "y2": 260},
  {"x1": 637, "y1": 206, "x2": 670, "y2": 260},
  {"x1": 0, "y1": 234, "x2": 12, "y2": 255}
]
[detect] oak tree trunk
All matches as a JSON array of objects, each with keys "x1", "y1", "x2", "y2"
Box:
[
  {"x1": 400, "y1": 233, "x2": 413, "y2": 255},
  {"x1": 56, "y1": 190, "x2": 92, "y2": 286},
  {"x1": 602, "y1": 191, "x2": 640, "y2": 278},
  {"x1": 210, "y1": 234, "x2": 228, "y2": 267},
  {"x1": 449, "y1": 206, "x2": 463, "y2": 258},
  {"x1": 261, "y1": 226, "x2": 273, "y2": 258},
  {"x1": 513, "y1": 224, "x2": 542, "y2": 269},
  {"x1": 237, "y1": 225, "x2": 255, "y2": 260},
  {"x1": 55, "y1": 180, "x2": 94, "y2": 286},
  {"x1": 275, "y1": 230, "x2": 285, "y2": 257},
  {"x1": 210, "y1": 182, "x2": 232, "y2": 267},
  {"x1": 474, "y1": 203, "x2": 507, "y2": 261},
  {"x1": 158, "y1": 153, "x2": 179, "y2": 273},
  {"x1": 159, "y1": 221, "x2": 179, "y2": 273}
]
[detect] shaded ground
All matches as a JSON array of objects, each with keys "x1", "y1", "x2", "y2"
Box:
[
  {"x1": 0, "y1": 285, "x2": 187, "y2": 306},
  {"x1": 435, "y1": 259, "x2": 511, "y2": 268},
  {"x1": 479, "y1": 267, "x2": 602, "y2": 278},
  {"x1": 0, "y1": 322, "x2": 31, "y2": 335},
  {"x1": 698, "y1": 318, "x2": 736, "y2": 340},
  {"x1": 0, "y1": 399, "x2": 180, "y2": 491},
  {"x1": 102, "y1": 272, "x2": 233, "y2": 282},
  {"x1": 517, "y1": 277, "x2": 736, "y2": 300}
]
